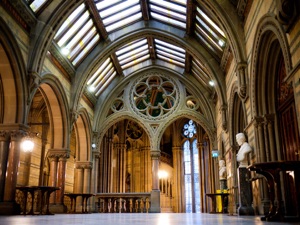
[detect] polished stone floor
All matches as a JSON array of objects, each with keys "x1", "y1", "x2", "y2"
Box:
[{"x1": 0, "y1": 213, "x2": 298, "y2": 225}]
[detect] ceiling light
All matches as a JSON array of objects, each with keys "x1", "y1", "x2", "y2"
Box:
[
  {"x1": 61, "y1": 47, "x2": 70, "y2": 55},
  {"x1": 209, "y1": 80, "x2": 215, "y2": 86},
  {"x1": 88, "y1": 85, "x2": 96, "y2": 92},
  {"x1": 218, "y1": 39, "x2": 225, "y2": 47}
]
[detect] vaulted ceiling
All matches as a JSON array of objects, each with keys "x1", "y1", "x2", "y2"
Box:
[{"x1": 13, "y1": 0, "x2": 248, "y2": 108}]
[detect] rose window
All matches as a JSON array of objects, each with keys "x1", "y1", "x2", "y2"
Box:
[{"x1": 131, "y1": 74, "x2": 178, "y2": 120}]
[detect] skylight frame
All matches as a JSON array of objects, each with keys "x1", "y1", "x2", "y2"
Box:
[
  {"x1": 149, "y1": 0, "x2": 187, "y2": 30},
  {"x1": 154, "y1": 39, "x2": 186, "y2": 68},
  {"x1": 87, "y1": 57, "x2": 118, "y2": 96},
  {"x1": 53, "y1": 3, "x2": 100, "y2": 66},
  {"x1": 193, "y1": 5, "x2": 227, "y2": 60},
  {"x1": 116, "y1": 38, "x2": 150, "y2": 70},
  {"x1": 26, "y1": 0, "x2": 49, "y2": 13},
  {"x1": 96, "y1": 0, "x2": 143, "y2": 34}
]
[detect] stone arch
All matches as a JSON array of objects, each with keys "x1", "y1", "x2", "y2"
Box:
[
  {"x1": 228, "y1": 81, "x2": 247, "y2": 146},
  {"x1": 39, "y1": 75, "x2": 70, "y2": 149},
  {"x1": 0, "y1": 17, "x2": 27, "y2": 124},
  {"x1": 74, "y1": 108, "x2": 92, "y2": 161},
  {"x1": 250, "y1": 15, "x2": 292, "y2": 117}
]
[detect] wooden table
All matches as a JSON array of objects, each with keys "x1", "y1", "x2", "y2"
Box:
[
  {"x1": 16, "y1": 186, "x2": 59, "y2": 215},
  {"x1": 64, "y1": 193, "x2": 95, "y2": 213},
  {"x1": 248, "y1": 161, "x2": 300, "y2": 222},
  {"x1": 206, "y1": 193, "x2": 229, "y2": 214}
]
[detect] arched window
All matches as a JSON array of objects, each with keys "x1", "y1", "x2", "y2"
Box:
[{"x1": 183, "y1": 120, "x2": 200, "y2": 213}]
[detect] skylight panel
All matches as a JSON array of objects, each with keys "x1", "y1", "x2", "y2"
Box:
[
  {"x1": 96, "y1": 0, "x2": 142, "y2": 33},
  {"x1": 53, "y1": 3, "x2": 100, "y2": 66},
  {"x1": 155, "y1": 39, "x2": 185, "y2": 53},
  {"x1": 27, "y1": 0, "x2": 48, "y2": 12},
  {"x1": 157, "y1": 54, "x2": 184, "y2": 67},
  {"x1": 116, "y1": 38, "x2": 150, "y2": 69},
  {"x1": 87, "y1": 57, "x2": 117, "y2": 96},
  {"x1": 72, "y1": 34, "x2": 100, "y2": 66},
  {"x1": 121, "y1": 55, "x2": 150, "y2": 70},
  {"x1": 197, "y1": 8, "x2": 225, "y2": 38},
  {"x1": 149, "y1": 0, "x2": 187, "y2": 29},
  {"x1": 154, "y1": 39, "x2": 185, "y2": 68}
]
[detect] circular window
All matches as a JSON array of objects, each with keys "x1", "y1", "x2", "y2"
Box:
[{"x1": 130, "y1": 73, "x2": 178, "y2": 120}]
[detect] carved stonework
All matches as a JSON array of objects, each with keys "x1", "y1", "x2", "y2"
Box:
[
  {"x1": 237, "y1": 62, "x2": 248, "y2": 99},
  {"x1": 276, "y1": 0, "x2": 298, "y2": 31},
  {"x1": 219, "y1": 105, "x2": 228, "y2": 132},
  {"x1": 150, "y1": 151, "x2": 161, "y2": 160},
  {"x1": 0, "y1": 131, "x2": 9, "y2": 142},
  {"x1": 75, "y1": 161, "x2": 93, "y2": 169},
  {"x1": 48, "y1": 149, "x2": 70, "y2": 160}
]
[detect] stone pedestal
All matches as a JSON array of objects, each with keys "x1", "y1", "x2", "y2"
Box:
[
  {"x1": 237, "y1": 167, "x2": 254, "y2": 215},
  {"x1": 220, "y1": 179, "x2": 227, "y2": 191},
  {"x1": 150, "y1": 190, "x2": 161, "y2": 213}
]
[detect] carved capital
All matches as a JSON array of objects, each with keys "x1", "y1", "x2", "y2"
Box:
[
  {"x1": 236, "y1": 62, "x2": 248, "y2": 99},
  {"x1": 150, "y1": 150, "x2": 161, "y2": 160},
  {"x1": 48, "y1": 148, "x2": 70, "y2": 159},
  {"x1": 0, "y1": 131, "x2": 9, "y2": 142},
  {"x1": 76, "y1": 161, "x2": 93, "y2": 169},
  {"x1": 219, "y1": 105, "x2": 228, "y2": 132}
]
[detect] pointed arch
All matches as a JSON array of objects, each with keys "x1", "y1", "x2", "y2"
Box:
[
  {"x1": 74, "y1": 107, "x2": 92, "y2": 161},
  {"x1": 39, "y1": 75, "x2": 70, "y2": 149},
  {"x1": 0, "y1": 17, "x2": 27, "y2": 124}
]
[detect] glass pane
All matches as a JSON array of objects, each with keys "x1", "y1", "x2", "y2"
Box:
[{"x1": 29, "y1": 0, "x2": 47, "y2": 12}]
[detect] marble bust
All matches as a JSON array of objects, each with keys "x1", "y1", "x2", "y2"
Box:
[
  {"x1": 219, "y1": 160, "x2": 227, "y2": 180},
  {"x1": 236, "y1": 133, "x2": 252, "y2": 168}
]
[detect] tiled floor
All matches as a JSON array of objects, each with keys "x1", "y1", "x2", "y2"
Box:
[{"x1": 0, "y1": 213, "x2": 298, "y2": 225}]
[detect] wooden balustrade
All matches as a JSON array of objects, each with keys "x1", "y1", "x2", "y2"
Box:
[{"x1": 95, "y1": 192, "x2": 151, "y2": 213}]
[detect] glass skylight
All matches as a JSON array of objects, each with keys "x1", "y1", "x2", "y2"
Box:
[
  {"x1": 27, "y1": 0, "x2": 48, "y2": 12},
  {"x1": 116, "y1": 39, "x2": 150, "y2": 70},
  {"x1": 96, "y1": 0, "x2": 142, "y2": 33},
  {"x1": 154, "y1": 39, "x2": 185, "y2": 67},
  {"x1": 191, "y1": 59, "x2": 211, "y2": 86},
  {"x1": 54, "y1": 3, "x2": 100, "y2": 66},
  {"x1": 87, "y1": 57, "x2": 117, "y2": 96},
  {"x1": 194, "y1": 6, "x2": 226, "y2": 59},
  {"x1": 149, "y1": 0, "x2": 187, "y2": 30}
]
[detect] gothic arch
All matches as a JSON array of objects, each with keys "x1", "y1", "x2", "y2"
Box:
[
  {"x1": 0, "y1": 17, "x2": 27, "y2": 124},
  {"x1": 228, "y1": 81, "x2": 246, "y2": 146},
  {"x1": 250, "y1": 15, "x2": 292, "y2": 117},
  {"x1": 39, "y1": 75, "x2": 70, "y2": 149},
  {"x1": 74, "y1": 108, "x2": 92, "y2": 161}
]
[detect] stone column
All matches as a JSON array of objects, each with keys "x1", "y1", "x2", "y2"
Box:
[
  {"x1": 4, "y1": 131, "x2": 24, "y2": 202},
  {"x1": 1, "y1": 130, "x2": 25, "y2": 215},
  {"x1": 83, "y1": 162, "x2": 92, "y2": 193},
  {"x1": 48, "y1": 156, "x2": 58, "y2": 203},
  {"x1": 150, "y1": 150, "x2": 160, "y2": 213},
  {"x1": 91, "y1": 152, "x2": 99, "y2": 212},
  {"x1": 48, "y1": 148, "x2": 70, "y2": 213},
  {"x1": 0, "y1": 131, "x2": 9, "y2": 202},
  {"x1": 254, "y1": 117, "x2": 269, "y2": 214},
  {"x1": 172, "y1": 146, "x2": 183, "y2": 212}
]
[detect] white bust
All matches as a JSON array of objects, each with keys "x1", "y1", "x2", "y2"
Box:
[
  {"x1": 219, "y1": 160, "x2": 227, "y2": 180},
  {"x1": 236, "y1": 133, "x2": 252, "y2": 168}
]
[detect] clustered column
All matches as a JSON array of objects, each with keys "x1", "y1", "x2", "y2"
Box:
[{"x1": 47, "y1": 148, "x2": 70, "y2": 211}]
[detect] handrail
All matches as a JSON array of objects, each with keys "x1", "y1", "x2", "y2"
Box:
[{"x1": 95, "y1": 192, "x2": 151, "y2": 213}]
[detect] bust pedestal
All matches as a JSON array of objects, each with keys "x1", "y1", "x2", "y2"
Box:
[{"x1": 237, "y1": 167, "x2": 254, "y2": 215}]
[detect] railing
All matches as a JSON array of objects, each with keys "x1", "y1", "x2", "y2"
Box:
[{"x1": 95, "y1": 192, "x2": 151, "y2": 213}]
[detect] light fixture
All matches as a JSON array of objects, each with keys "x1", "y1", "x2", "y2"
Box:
[
  {"x1": 209, "y1": 80, "x2": 215, "y2": 86},
  {"x1": 92, "y1": 143, "x2": 96, "y2": 149},
  {"x1": 21, "y1": 136, "x2": 34, "y2": 152},
  {"x1": 88, "y1": 85, "x2": 96, "y2": 93},
  {"x1": 218, "y1": 39, "x2": 225, "y2": 47},
  {"x1": 158, "y1": 170, "x2": 168, "y2": 179},
  {"x1": 61, "y1": 47, "x2": 70, "y2": 55}
]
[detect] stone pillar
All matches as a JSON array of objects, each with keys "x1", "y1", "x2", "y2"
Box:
[
  {"x1": 237, "y1": 167, "x2": 254, "y2": 215},
  {"x1": 172, "y1": 146, "x2": 183, "y2": 211},
  {"x1": 3, "y1": 131, "x2": 24, "y2": 202},
  {"x1": 0, "y1": 131, "x2": 9, "y2": 202},
  {"x1": 48, "y1": 148, "x2": 70, "y2": 213},
  {"x1": 83, "y1": 162, "x2": 92, "y2": 193},
  {"x1": 0, "y1": 130, "x2": 25, "y2": 215},
  {"x1": 91, "y1": 152, "x2": 99, "y2": 212},
  {"x1": 48, "y1": 156, "x2": 58, "y2": 203},
  {"x1": 254, "y1": 117, "x2": 270, "y2": 214},
  {"x1": 150, "y1": 150, "x2": 160, "y2": 213}
]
